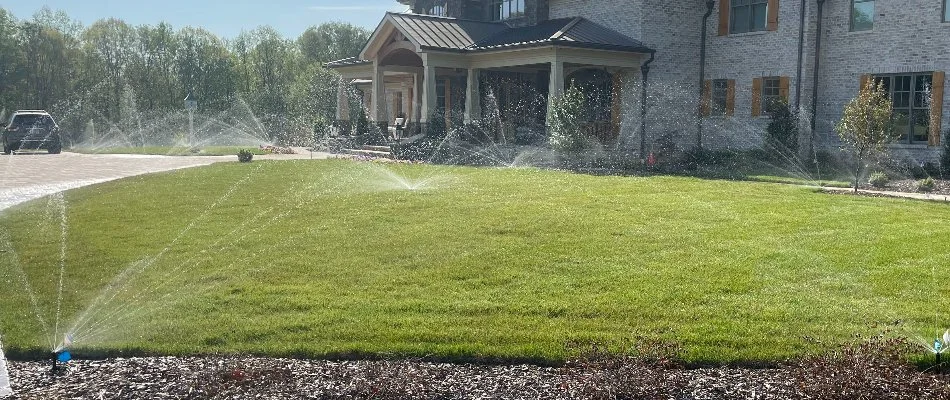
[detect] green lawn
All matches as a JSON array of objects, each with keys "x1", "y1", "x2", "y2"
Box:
[
  {"x1": 69, "y1": 146, "x2": 266, "y2": 156},
  {"x1": 0, "y1": 159, "x2": 947, "y2": 364}
]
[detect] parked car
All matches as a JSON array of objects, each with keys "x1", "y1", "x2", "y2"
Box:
[{"x1": 2, "y1": 110, "x2": 62, "y2": 154}]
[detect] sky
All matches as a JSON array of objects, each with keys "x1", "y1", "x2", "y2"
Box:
[{"x1": 1, "y1": 0, "x2": 407, "y2": 39}]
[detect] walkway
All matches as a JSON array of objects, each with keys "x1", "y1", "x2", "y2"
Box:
[{"x1": 0, "y1": 148, "x2": 332, "y2": 211}]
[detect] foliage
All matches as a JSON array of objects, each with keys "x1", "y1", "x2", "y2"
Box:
[
  {"x1": 868, "y1": 171, "x2": 889, "y2": 188},
  {"x1": 836, "y1": 80, "x2": 899, "y2": 192},
  {"x1": 942, "y1": 129, "x2": 950, "y2": 176},
  {"x1": 653, "y1": 131, "x2": 679, "y2": 165},
  {"x1": 793, "y1": 335, "x2": 950, "y2": 400},
  {"x1": 548, "y1": 84, "x2": 590, "y2": 152},
  {"x1": 765, "y1": 99, "x2": 799, "y2": 156},
  {"x1": 0, "y1": 6, "x2": 370, "y2": 146},
  {"x1": 237, "y1": 148, "x2": 253, "y2": 162},
  {"x1": 916, "y1": 177, "x2": 936, "y2": 192},
  {"x1": 425, "y1": 110, "x2": 446, "y2": 138}
]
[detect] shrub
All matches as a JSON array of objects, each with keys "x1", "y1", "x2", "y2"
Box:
[
  {"x1": 793, "y1": 335, "x2": 950, "y2": 400},
  {"x1": 942, "y1": 129, "x2": 950, "y2": 176},
  {"x1": 868, "y1": 171, "x2": 889, "y2": 188},
  {"x1": 548, "y1": 83, "x2": 590, "y2": 152},
  {"x1": 653, "y1": 132, "x2": 679, "y2": 165},
  {"x1": 836, "y1": 80, "x2": 899, "y2": 192},
  {"x1": 237, "y1": 149, "x2": 254, "y2": 163},
  {"x1": 765, "y1": 99, "x2": 799, "y2": 156},
  {"x1": 425, "y1": 110, "x2": 447, "y2": 138},
  {"x1": 917, "y1": 177, "x2": 936, "y2": 192}
]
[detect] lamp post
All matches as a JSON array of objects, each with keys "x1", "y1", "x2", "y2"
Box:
[{"x1": 184, "y1": 91, "x2": 198, "y2": 146}]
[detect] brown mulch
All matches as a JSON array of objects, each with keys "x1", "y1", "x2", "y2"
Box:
[
  {"x1": 860, "y1": 178, "x2": 950, "y2": 196},
  {"x1": 4, "y1": 356, "x2": 949, "y2": 399}
]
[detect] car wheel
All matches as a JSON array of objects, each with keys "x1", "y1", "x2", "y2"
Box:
[
  {"x1": 48, "y1": 143, "x2": 62, "y2": 154},
  {"x1": 2, "y1": 140, "x2": 9, "y2": 155}
]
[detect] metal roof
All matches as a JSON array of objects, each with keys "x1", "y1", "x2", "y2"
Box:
[
  {"x1": 387, "y1": 13, "x2": 508, "y2": 51},
  {"x1": 326, "y1": 14, "x2": 653, "y2": 69},
  {"x1": 473, "y1": 17, "x2": 654, "y2": 53}
]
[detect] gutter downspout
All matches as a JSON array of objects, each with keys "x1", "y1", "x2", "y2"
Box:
[
  {"x1": 810, "y1": 0, "x2": 826, "y2": 156},
  {"x1": 794, "y1": 0, "x2": 806, "y2": 111},
  {"x1": 698, "y1": 0, "x2": 715, "y2": 149},
  {"x1": 640, "y1": 51, "x2": 656, "y2": 159}
]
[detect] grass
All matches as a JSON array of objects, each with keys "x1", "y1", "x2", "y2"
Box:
[
  {"x1": 0, "y1": 159, "x2": 948, "y2": 365},
  {"x1": 69, "y1": 146, "x2": 266, "y2": 156}
]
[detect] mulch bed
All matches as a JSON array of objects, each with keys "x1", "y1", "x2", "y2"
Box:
[
  {"x1": 860, "y1": 179, "x2": 950, "y2": 196},
  {"x1": 3, "y1": 356, "x2": 948, "y2": 399}
]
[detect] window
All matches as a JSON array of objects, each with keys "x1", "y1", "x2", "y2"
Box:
[
  {"x1": 490, "y1": 0, "x2": 525, "y2": 21},
  {"x1": 851, "y1": 0, "x2": 874, "y2": 31},
  {"x1": 429, "y1": 4, "x2": 446, "y2": 17},
  {"x1": 874, "y1": 73, "x2": 933, "y2": 144},
  {"x1": 712, "y1": 79, "x2": 729, "y2": 116},
  {"x1": 944, "y1": 0, "x2": 950, "y2": 23},
  {"x1": 762, "y1": 77, "x2": 782, "y2": 112},
  {"x1": 731, "y1": 0, "x2": 768, "y2": 34}
]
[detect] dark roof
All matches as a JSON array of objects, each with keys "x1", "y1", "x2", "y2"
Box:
[
  {"x1": 388, "y1": 13, "x2": 508, "y2": 51},
  {"x1": 474, "y1": 17, "x2": 653, "y2": 53},
  {"x1": 326, "y1": 14, "x2": 652, "y2": 69}
]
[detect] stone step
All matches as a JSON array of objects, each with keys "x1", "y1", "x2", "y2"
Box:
[
  {"x1": 361, "y1": 145, "x2": 392, "y2": 152},
  {"x1": 343, "y1": 148, "x2": 394, "y2": 159}
]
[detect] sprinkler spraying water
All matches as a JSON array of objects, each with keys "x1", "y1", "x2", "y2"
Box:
[
  {"x1": 51, "y1": 333, "x2": 74, "y2": 373},
  {"x1": 918, "y1": 329, "x2": 950, "y2": 370}
]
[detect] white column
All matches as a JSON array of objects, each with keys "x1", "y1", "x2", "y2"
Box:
[
  {"x1": 547, "y1": 60, "x2": 565, "y2": 113},
  {"x1": 413, "y1": 73, "x2": 423, "y2": 123},
  {"x1": 420, "y1": 64, "x2": 436, "y2": 123},
  {"x1": 464, "y1": 68, "x2": 481, "y2": 124},
  {"x1": 372, "y1": 62, "x2": 387, "y2": 122}
]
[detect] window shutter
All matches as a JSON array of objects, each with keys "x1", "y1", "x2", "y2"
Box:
[
  {"x1": 751, "y1": 78, "x2": 763, "y2": 117},
  {"x1": 779, "y1": 76, "x2": 790, "y2": 103},
  {"x1": 859, "y1": 74, "x2": 871, "y2": 93},
  {"x1": 702, "y1": 80, "x2": 712, "y2": 117},
  {"x1": 726, "y1": 79, "x2": 736, "y2": 116},
  {"x1": 767, "y1": 0, "x2": 780, "y2": 31},
  {"x1": 930, "y1": 71, "x2": 945, "y2": 146},
  {"x1": 719, "y1": 0, "x2": 730, "y2": 36}
]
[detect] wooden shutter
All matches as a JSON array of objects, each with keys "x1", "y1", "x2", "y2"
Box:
[
  {"x1": 779, "y1": 76, "x2": 790, "y2": 103},
  {"x1": 931, "y1": 71, "x2": 945, "y2": 146},
  {"x1": 859, "y1": 74, "x2": 871, "y2": 93},
  {"x1": 702, "y1": 80, "x2": 712, "y2": 117},
  {"x1": 719, "y1": 0, "x2": 731, "y2": 36},
  {"x1": 751, "y1": 78, "x2": 763, "y2": 117},
  {"x1": 767, "y1": 0, "x2": 780, "y2": 31},
  {"x1": 726, "y1": 79, "x2": 736, "y2": 116}
]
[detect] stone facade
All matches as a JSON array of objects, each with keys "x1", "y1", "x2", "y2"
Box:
[{"x1": 393, "y1": 0, "x2": 950, "y2": 162}]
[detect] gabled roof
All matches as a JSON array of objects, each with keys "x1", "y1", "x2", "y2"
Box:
[
  {"x1": 326, "y1": 13, "x2": 653, "y2": 68},
  {"x1": 388, "y1": 13, "x2": 508, "y2": 51}
]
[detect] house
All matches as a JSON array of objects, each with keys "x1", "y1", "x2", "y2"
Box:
[{"x1": 328, "y1": 0, "x2": 950, "y2": 163}]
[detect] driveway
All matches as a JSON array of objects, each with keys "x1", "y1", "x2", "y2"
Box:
[{"x1": 0, "y1": 149, "x2": 331, "y2": 211}]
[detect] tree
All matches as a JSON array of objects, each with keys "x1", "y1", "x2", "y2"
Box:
[
  {"x1": 835, "y1": 80, "x2": 899, "y2": 192},
  {"x1": 548, "y1": 83, "x2": 589, "y2": 152},
  {"x1": 297, "y1": 22, "x2": 369, "y2": 63}
]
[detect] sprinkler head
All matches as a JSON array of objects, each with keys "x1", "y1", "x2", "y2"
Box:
[{"x1": 50, "y1": 350, "x2": 71, "y2": 374}]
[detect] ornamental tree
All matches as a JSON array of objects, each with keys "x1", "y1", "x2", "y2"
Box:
[{"x1": 835, "y1": 80, "x2": 899, "y2": 192}]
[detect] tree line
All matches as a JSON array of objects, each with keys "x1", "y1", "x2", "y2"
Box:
[{"x1": 0, "y1": 7, "x2": 369, "y2": 145}]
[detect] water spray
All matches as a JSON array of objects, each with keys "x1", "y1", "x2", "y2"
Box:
[{"x1": 51, "y1": 333, "x2": 73, "y2": 373}]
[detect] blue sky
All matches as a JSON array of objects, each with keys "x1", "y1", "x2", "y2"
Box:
[{"x1": 1, "y1": 1, "x2": 406, "y2": 39}]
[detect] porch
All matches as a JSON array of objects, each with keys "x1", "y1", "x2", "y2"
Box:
[{"x1": 326, "y1": 13, "x2": 654, "y2": 147}]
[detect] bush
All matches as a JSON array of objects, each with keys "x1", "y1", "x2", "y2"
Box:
[
  {"x1": 237, "y1": 149, "x2": 254, "y2": 163},
  {"x1": 425, "y1": 110, "x2": 447, "y2": 138},
  {"x1": 548, "y1": 84, "x2": 590, "y2": 152},
  {"x1": 868, "y1": 171, "x2": 889, "y2": 188},
  {"x1": 765, "y1": 99, "x2": 799, "y2": 156},
  {"x1": 942, "y1": 129, "x2": 950, "y2": 176},
  {"x1": 917, "y1": 177, "x2": 936, "y2": 192}
]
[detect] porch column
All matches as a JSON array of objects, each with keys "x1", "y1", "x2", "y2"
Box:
[
  {"x1": 372, "y1": 62, "x2": 388, "y2": 132},
  {"x1": 464, "y1": 68, "x2": 481, "y2": 124},
  {"x1": 420, "y1": 64, "x2": 436, "y2": 130},
  {"x1": 546, "y1": 60, "x2": 565, "y2": 125},
  {"x1": 413, "y1": 73, "x2": 423, "y2": 123},
  {"x1": 335, "y1": 78, "x2": 351, "y2": 135}
]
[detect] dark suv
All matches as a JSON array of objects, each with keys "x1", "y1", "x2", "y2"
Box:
[{"x1": 2, "y1": 110, "x2": 62, "y2": 154}]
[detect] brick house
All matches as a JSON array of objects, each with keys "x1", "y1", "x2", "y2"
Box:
[{"x1": 328, "y1": 0, "x2": 950, "y2": 162}]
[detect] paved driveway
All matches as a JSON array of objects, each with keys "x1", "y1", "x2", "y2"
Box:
[{"x1": 0, "y1": 149, "x2": 331, "y2": 211}]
